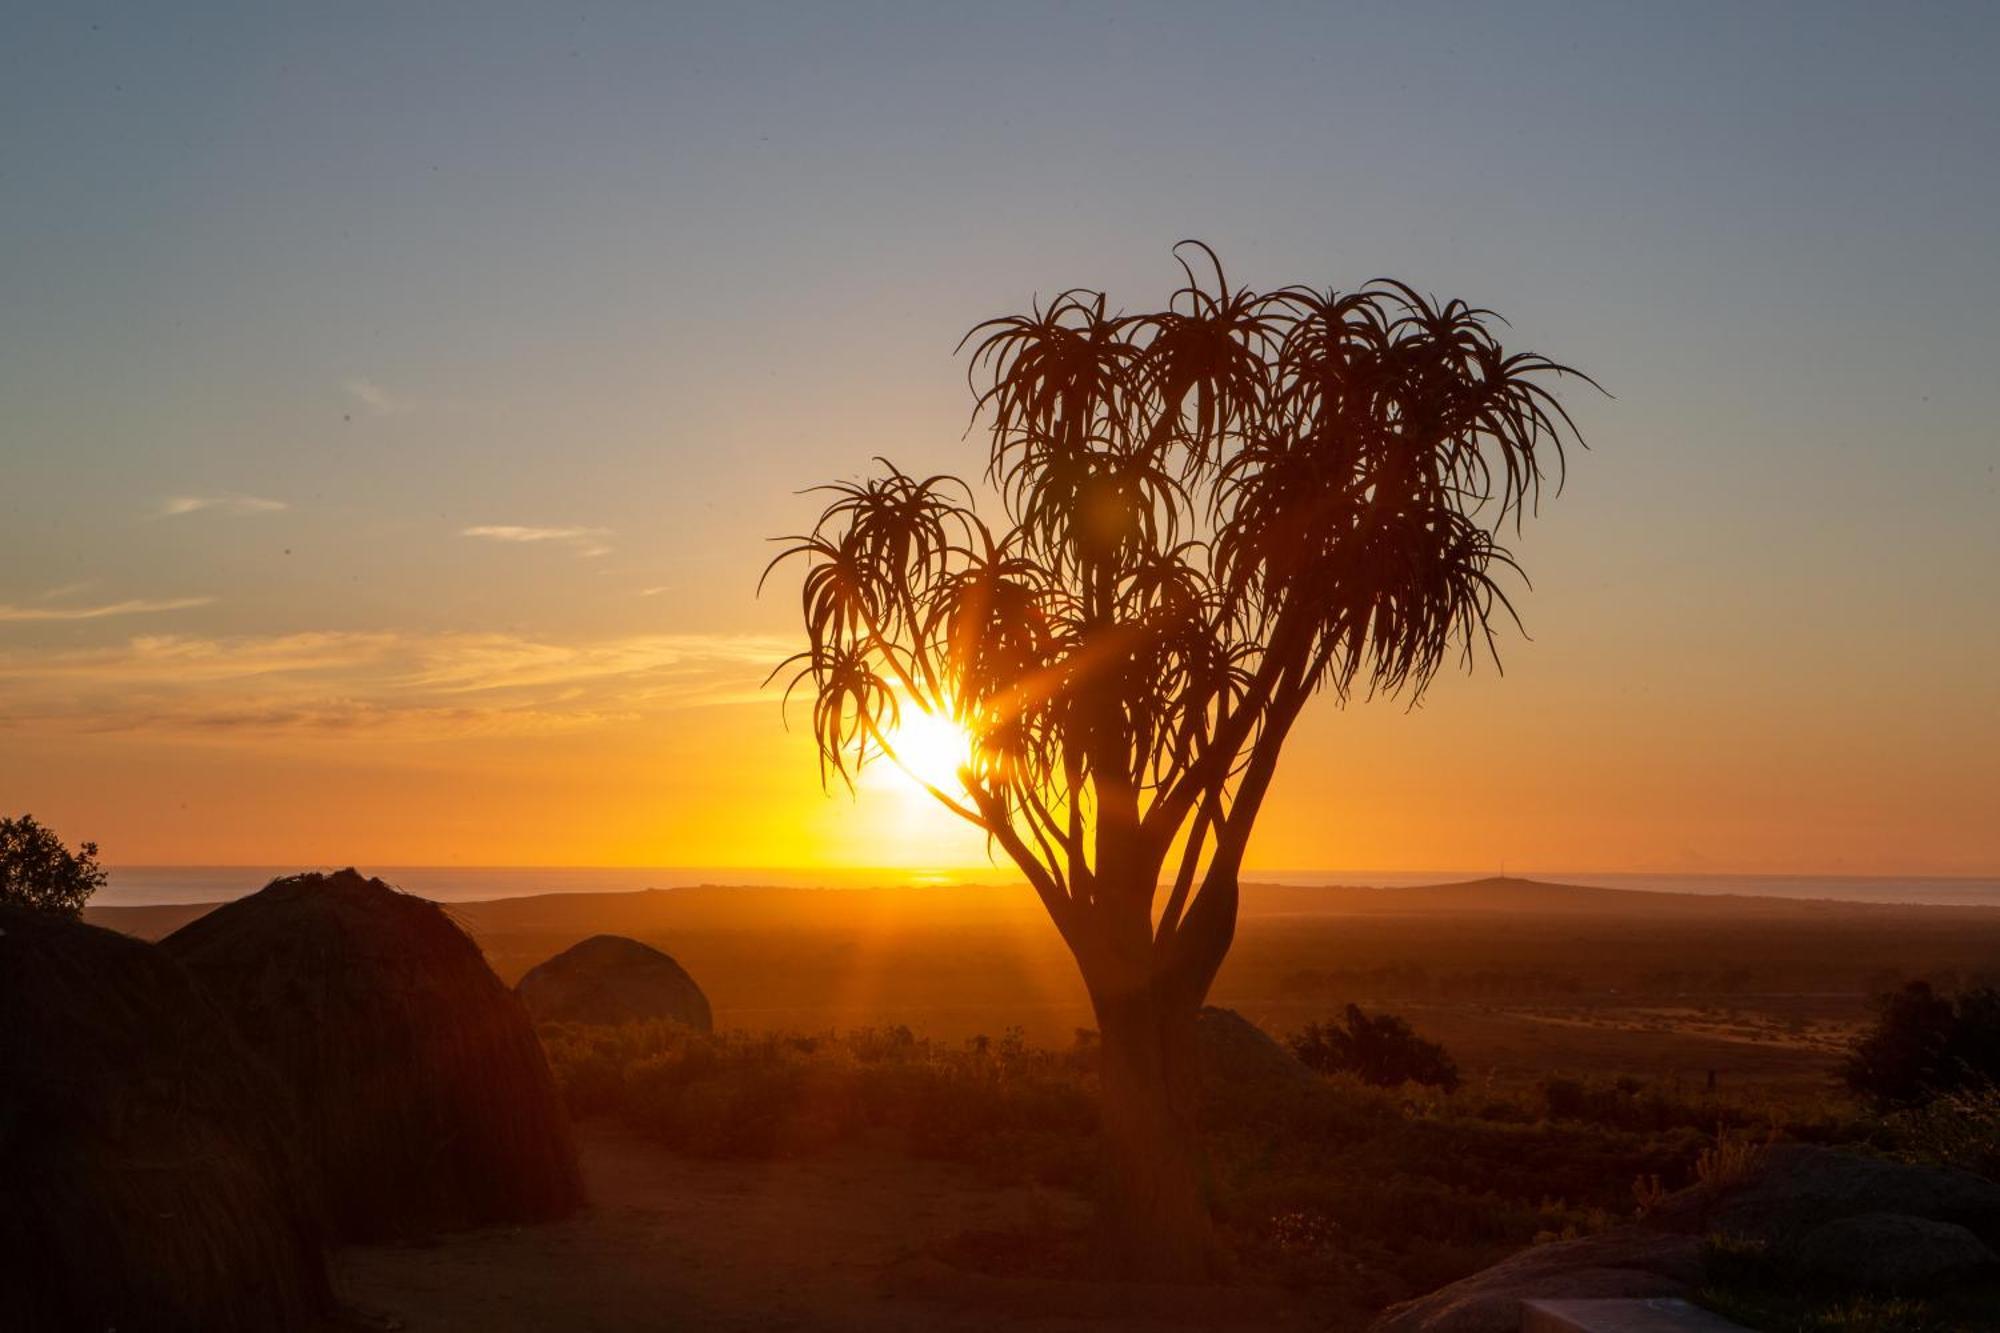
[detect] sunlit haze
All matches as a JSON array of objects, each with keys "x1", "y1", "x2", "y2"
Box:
[{"x1": 4, "y1": 4, "x2": 1996, "y2": 875}]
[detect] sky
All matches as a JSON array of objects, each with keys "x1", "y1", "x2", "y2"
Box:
[{"x1": 3, "y1": 3, "x2": 1996, "y2": 875}]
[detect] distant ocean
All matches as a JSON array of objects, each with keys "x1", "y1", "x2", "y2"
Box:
[{"x1": 97, "y1": 865, "x2": 2000, "y2": 909}]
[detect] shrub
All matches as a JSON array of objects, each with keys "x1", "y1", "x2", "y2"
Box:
[
  {"x1": 1882, "y1": 1085, "x2": 2000, "y2": 1181},
  {"x1": 1538, "y1": 1074, "x2": 1766, "y2": 1135},
  {"x1": 1290, "y1": 1005, "x2": 1461, "y2": 1092},
  {"x1": 1845, "y1": 981, "x2": 2000, "y2": 1107},
  {"x1": 535, "y1": 1021, "x2": 1849, "y2": 1317},
  {"x1": 0, "y1": 814, "x2": 106, "y2": 917},
  {"x1": 537, "y1": 1021, "x2": 1098, "y2": 1183}
]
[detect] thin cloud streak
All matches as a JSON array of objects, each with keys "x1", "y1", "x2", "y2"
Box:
[
  {"x1": 0, "y1": 596, "x2": 216, "y2": 623},
  {"x1": 344, "y1": 377, "x2": 409, "y2": 415},
  {"x1": 462, "y1": 524, "x2": 613, "y2": 558},
  {"x1": 157, "y1": 493, "x2": 289, "y2": 517}
]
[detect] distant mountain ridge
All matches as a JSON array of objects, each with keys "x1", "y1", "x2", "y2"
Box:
[{"x1": 85, "y1": 874, "x2": 1997, "y2": 944}]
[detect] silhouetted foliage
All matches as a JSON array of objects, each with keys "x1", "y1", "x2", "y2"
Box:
[
  {"x1": 768, "y1": 243, "x2": 1591, "y2": 1271},
  {"x1": 1844, "y1": 980, "x2": 2000, "y2": 1107},
  {"x1": 1291, "y1": 1004, "x2": 1462, "y2": 1092},
  {"x1": 0, "y1": 813, "x2": 106, "y2": 917}
]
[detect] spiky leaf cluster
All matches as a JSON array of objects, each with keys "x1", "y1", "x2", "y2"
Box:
[{"x1": 769, "y1": 245, "x2": 1589, "y2": 900}]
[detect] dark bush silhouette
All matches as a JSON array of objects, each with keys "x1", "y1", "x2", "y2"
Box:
[
  {"x1": 768, "y1": 244, "x2": 1590, "y2": 1273},
  {"x1": 1291, "y1": 1004, "x2": 1462, "y2": 1092},
  {"x1": 1845, "y1": 980, "x2": 2000, "y2": 1106},
  {"x1": 0, "y1": 813, "x2": 106, "y2": 917}
]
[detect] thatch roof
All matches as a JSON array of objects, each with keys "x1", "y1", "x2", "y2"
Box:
[
  {"x1": 1195, "y1": 1006, "x2": 1313, "y2": 1101},
  {"x1": 516, "y1": 933, "x2": 714, "y2": 1031},
  {"x1": 0, "y1": 904, "x2": 331, "y2": 1332},
  {"x1": 162, "y1": 868, "x2": 583, "y2": 1241}
]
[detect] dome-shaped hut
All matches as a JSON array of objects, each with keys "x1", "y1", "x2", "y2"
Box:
[
  {"x1": 516, "y1": 934, "x2": 714, "y2": 1031},
  {"x1": 0, "y1": 905, "x2": 331, "y2": 1332},
  {"x1": 161, "y1": 869, "x2": 582, "y2": 1241},
  {"x1": 1195, "y1": 1006, "x2": 1313, "y2": 1105}
]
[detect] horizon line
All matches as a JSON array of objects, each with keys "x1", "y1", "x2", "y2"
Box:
[{"x1": 100, "y1": 863, "x2": 2000, "y2": 882}]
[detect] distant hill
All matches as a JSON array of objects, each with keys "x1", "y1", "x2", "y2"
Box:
[
  {"x1": 86, "y1": 873, "x2": 1993, "y2": 944},
  {"x1": 1233, "y1": 876, "x2": 1941, "y2": 918}
]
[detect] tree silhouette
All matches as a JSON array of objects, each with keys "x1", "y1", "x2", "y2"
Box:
[
  {"x1": 768, "y1": 245, "x2": 1590, "y2": 1273},
  {"x1": 0, "y1": 814, "x2": 107, "y2": 918}
]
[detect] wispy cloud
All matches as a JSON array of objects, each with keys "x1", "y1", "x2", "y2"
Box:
[
  {"x1": 462, "y1": 524, "x2": 613, "y2": 559},
  {"x1": 637, "y1": 585, "x2": 671, "y2": 597},
  {"x1": 156, "y1": 493, "x2": 289, "y2": 518},
  {"x1": 0, "y1": 629, "x2": 789, "y2": 740},
  {"x1": 344, "y1": 377, "x2": 410, "y2": 416},
  {"x1": 0, "y1": 596, "x2": 216, "y2": 623}
]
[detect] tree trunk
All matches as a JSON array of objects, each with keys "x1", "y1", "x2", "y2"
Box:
[{"x1": 1088, "y1": 978, "x2": 1214, "y2": 1279}]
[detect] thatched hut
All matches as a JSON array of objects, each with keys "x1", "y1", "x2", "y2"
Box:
[
  {"x1": 1195, "y1": 1006, "x2": 1314, "y2": 1106},
  {"x1": 161, "y1": 868, "x2": 583, "y2": 1241},
  {"x1": 516, "y1": 933, "x2": 714, "y2": 1031},
  {"x1": 0, "y1": 904, "x2": 331, "y2": 1332}
]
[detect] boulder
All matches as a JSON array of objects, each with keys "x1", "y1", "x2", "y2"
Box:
[
  {"x1": 1368, "y1": 1231, "x2": 1703, "y2": 1333},
  {"x1": 516, "y1": 933, "x2": 713, "y2": 1032},
  {"x1": 1651, "y1": 1144, "x2": 2000, "y2": 1246},
  {"x1": 1790, "y1": 1212, "x2": 1996, "y2": 1293}
]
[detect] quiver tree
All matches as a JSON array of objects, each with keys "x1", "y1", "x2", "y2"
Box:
[{"x1": 768, "y1": 245, "x2": 1591, "y2": 1274}]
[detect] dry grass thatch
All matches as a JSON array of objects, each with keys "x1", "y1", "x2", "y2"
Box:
[
  {"x1": 517, "y1": 933, "x2": 714, "y2": 1032},
  {"x1": 0, "y1": 904, "x2": 332, "y2": 1332},
  {"x1": 162, "y1": 868, "x2": 583, "y2": 1241}
]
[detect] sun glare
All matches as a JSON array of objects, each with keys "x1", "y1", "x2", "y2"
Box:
[{"x1": 883, "y1": 707, "x2": 973, "y2": 795}]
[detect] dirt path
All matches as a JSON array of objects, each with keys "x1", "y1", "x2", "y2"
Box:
[{"x1": 332, "y1": 1123, "x2": 1317, "y2": 1332}]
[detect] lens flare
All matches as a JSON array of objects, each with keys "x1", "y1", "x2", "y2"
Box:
[{"x1": 884, "y1": 707, "x2": 972, "y2": 793}]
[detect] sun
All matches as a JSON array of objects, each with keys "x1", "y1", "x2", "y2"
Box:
[{"x1": 882, "y1": 707, "x2": 974, "y2": 794}]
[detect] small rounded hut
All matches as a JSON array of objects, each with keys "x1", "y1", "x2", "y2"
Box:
[
  {"x1": 0, "y1": 904, "x2": 331, "y2": 1332},
  {"x1": 516, "y1": 934, "x2": 714, "y2": 1031},
  {"x1": 161, "y1": 869, "x2": 583, "y2": 1241},
  {"x1": 1195, "y1": 1006, "x2": 1313, "y2": 1105}
]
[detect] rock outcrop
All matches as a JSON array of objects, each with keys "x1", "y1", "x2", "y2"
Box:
[
  {"x1": 1790, "y1": 1212, "x2": 1996, "y2": 1293},
  {"x1": 1370, "y1": 1231, "x2": 1703, "y2": 1333},
  {"x1": 1372, "y1": 1143, "x2": 2000, "y2": 1331}
]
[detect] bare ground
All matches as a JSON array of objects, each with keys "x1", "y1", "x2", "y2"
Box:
[{"x1": 332, "y1": 1122, "x2": 1320, "y2": 1333}]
